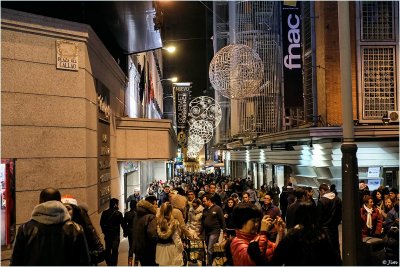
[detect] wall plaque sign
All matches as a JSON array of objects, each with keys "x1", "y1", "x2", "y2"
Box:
[
  {"x1": 56, "y1": 40, "x2": 78, "y2": 71},
  {"x1": 96, "y1": 80, "x2": 111, "y2": 212}
]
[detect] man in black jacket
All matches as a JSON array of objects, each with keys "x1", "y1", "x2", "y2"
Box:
[
  {"x1": 10, "y1": 187, "x2": 90, "y2": 266},
  {"x1": 317, "y1": 183, "x2": 343, "y2": 264},
  {"x1": 132, "y1": 195, "x2": 158, "y2": 266},
  {"x1": 201, "y1": 193, "x2": 226, "y2": 266},
  {"x1": 100, "y1": 198, "x2": 125, "y2": 266}
]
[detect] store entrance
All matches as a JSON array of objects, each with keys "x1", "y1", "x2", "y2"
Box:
[{"x1": 1, "y1": 159, "x2": 16, "y2": 249}]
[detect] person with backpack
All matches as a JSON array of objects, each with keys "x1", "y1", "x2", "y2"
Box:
[{"x1": 123, "y1": 200, "x2": 137, "y2": 266}]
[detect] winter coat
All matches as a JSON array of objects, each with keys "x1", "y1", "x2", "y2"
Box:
[
  {"x1": 100, "y1": 206, "x2": 124, "y2": 237},
  {"x1": 187, "y1": 205, "x2": 204, "y2": 236},
  {"x1": 361, "y1": 206, "x2": 383, "y2": 237},
  {"x1": 155, "y1": 219, "x2": 184, "y2": 266},
  {"x1": 317, "y1": 192, "x2": 342, "y2": 259},
  {"x1": 317, "y1": 192, "x2": 342, "y2": 229},
  {"x1": 132, "y1": 200, "x2": 158, "y2": 265},
  {"x1": 170, "y1": 193, "x2": 193, "y2": 238},
  {"x1": 223, "y1": 205, "x2": 235, "y2": 230},
  {"x1": 79, "y1": 205, "x2": 105, "y2": 265},
  {"x1": 383, "y1": 207, "x2": 399, "y2": 234},
  {"x1": 271, "y1": 225, "x2": 341, "y2": 266},
  {"x1": 10, "y1": 201, "x2": 90, "y2": 266},
  {"x1": 261, "y1": 203, "x2": 281, "y2": 219},
  {"x1": 123, "y1": 209, "x2": 137, "y2": 237},
  {"x1": 230, "y1": 230, "x2": 275, "y2": 266}
]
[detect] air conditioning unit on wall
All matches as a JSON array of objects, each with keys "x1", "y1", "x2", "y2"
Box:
[{"x1": 387, "y1": 111, "x2": 399, "y2": 122}]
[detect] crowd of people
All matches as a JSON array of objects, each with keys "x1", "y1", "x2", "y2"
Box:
[{"x1": 9, "y1": 173, "x2": 399, "y2": 266}]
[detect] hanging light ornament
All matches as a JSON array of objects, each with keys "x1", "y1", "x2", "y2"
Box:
[
  {"x1": 187, "y1": 150, "x2": 199, "y2": 159},
  {"x1": 188, "y1": 96, "x2": 222, "y2": 129},
  {"x1": 189, "y1": 120, "x2": 213, "y2": 144},
  {"x1": 188, "y1": 135, "x2": 204, "y2": 152},
  {"x1": 209, "y1": 44, "x2": 264, "y2": 99}
]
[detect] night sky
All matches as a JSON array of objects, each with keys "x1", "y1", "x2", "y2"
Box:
[
  {"x1": 1, "y1": 1, "x2": 215, "y2": 98},
  {"x1": 159, "y1": 1, "x2": 214, "y2": 98}
]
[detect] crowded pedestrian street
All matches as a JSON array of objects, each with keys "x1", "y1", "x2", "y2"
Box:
[{"x1": 1, "y1": 1, "x2": 399, "y2": 266}]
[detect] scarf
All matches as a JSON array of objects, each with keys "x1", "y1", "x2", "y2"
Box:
[{"x1": 364, "y1": 205, "x2": 373, "y2": 229}]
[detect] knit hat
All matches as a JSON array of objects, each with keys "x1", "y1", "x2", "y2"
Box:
[{"x1": 61, "y1": 194, "x2": 78, "y2": 206}]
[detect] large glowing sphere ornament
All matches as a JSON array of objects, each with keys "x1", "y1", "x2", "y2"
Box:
[
  {"x1": 189, "y1": 120, "x2": 213, "y2": 144},
  {"x1": 209, "y1": 44, "x2": 264, "y2": 99},
  {"x1": 188, "y1": 96, "x2": 222, "y2": 129}
]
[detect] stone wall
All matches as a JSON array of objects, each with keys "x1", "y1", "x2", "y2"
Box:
[{"x1": 1, "y1": 8, "x2": 126, "y2": 237}]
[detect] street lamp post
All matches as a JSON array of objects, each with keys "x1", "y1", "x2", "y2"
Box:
[{"x1": 338, "y1": 2, "x2": 362, "y2": 265}]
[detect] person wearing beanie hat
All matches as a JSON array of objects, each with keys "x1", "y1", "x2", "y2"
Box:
[
  {"x1": 62, "y1": 196, "x2": 106, "y2": 265},
  {"x1": 61, "y1": 195, "x2": 78, "y2": 217}
]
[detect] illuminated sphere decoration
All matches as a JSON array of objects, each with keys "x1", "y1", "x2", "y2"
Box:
[
  {"x1": 188, "y1": 135, "x2": 204, "y2": 152},
  {"x1": 188, "y1": 96, "x2": 222, "y2": 129},
  {"x1": 209, "y1": 44, "x2": 264, "y2": 99},
  {"x1": 189, "y1": 120, "x2": 213, "y2": 144}
]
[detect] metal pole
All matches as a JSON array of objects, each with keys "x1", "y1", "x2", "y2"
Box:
[{"x1": 338, "y1": 1, "x2": 362, "y2": 265}]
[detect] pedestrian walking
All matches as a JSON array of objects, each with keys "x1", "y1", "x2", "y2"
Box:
[
  {"x1": 155, "y1": 202, "x2": 184, "y2": 266},
  {"x1": 10, "y1": 187, "x2": 90, "y2": 266},
  {"x1": 201, "y1": 193, "x2": 225, "y2": 265},
  {"x1": 123, "y1": 200, "x2": 137, "y2": 266},
  {"x1": 100, "y1": 198, "x2": 125, "y2": 266},
  {"x1": 79, "y1": 202, "x2": 106, "y2": 265},
  {"x1": 61, "y1": 195, "x2": 105, "y2": 265},
  {"x1": 132, "y1": 195, "x2": 158, "y2": 266}
]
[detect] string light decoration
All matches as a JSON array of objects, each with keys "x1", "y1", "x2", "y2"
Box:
[
  {"x1": 189, "y1": 120, "x2": 213, "y2": 144},
  {"x1": 209, "y1": 44, "x2": 264, "y2": 99},
  {"x1": 188, "y1": 96, "x2": 222, "y2": 129}
]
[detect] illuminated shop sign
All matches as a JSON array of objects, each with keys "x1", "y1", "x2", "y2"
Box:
[{"x1": 282, "y1": 1, "x2": 303, "y2": 108}]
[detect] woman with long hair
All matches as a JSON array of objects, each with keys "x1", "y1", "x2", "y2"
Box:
[
  {"x1": 61, "y1": 195, "x2": 105, "y2": 265},
  {"x1": 371, "y1": 189, "x2": 384, "y2": 212},
  {"x1": 155, "y1": 202, "x2": 184, "y2": 266},
  {"x1": 223, "y1": 197, "x2": 236, "y2": 237}
]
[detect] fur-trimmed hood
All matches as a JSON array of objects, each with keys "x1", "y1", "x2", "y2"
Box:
[
  {"x1": 322, "y1": 192, "x2": 336, "y2": 200},
  {"x1": 137, "y1": 199, "x2": 157, "y2": 215},
  {"x1": 170, "y1": 193, "x2": 187, "y2": 212},
  {"x1": 157, "y1": 219, "x2": 179, "y2": 239},
  {"x1": 31, "y1": 200, "x2": 70, "y2": 225}
]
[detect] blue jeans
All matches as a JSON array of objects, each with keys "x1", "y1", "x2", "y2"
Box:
[{"x1": 206, "y1": 233, "x2": 220, "y2": 266}]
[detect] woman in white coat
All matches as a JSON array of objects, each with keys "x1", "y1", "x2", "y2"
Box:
[{"x1": 155, "y1": 202, "x2": 184, "y2": 266}]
